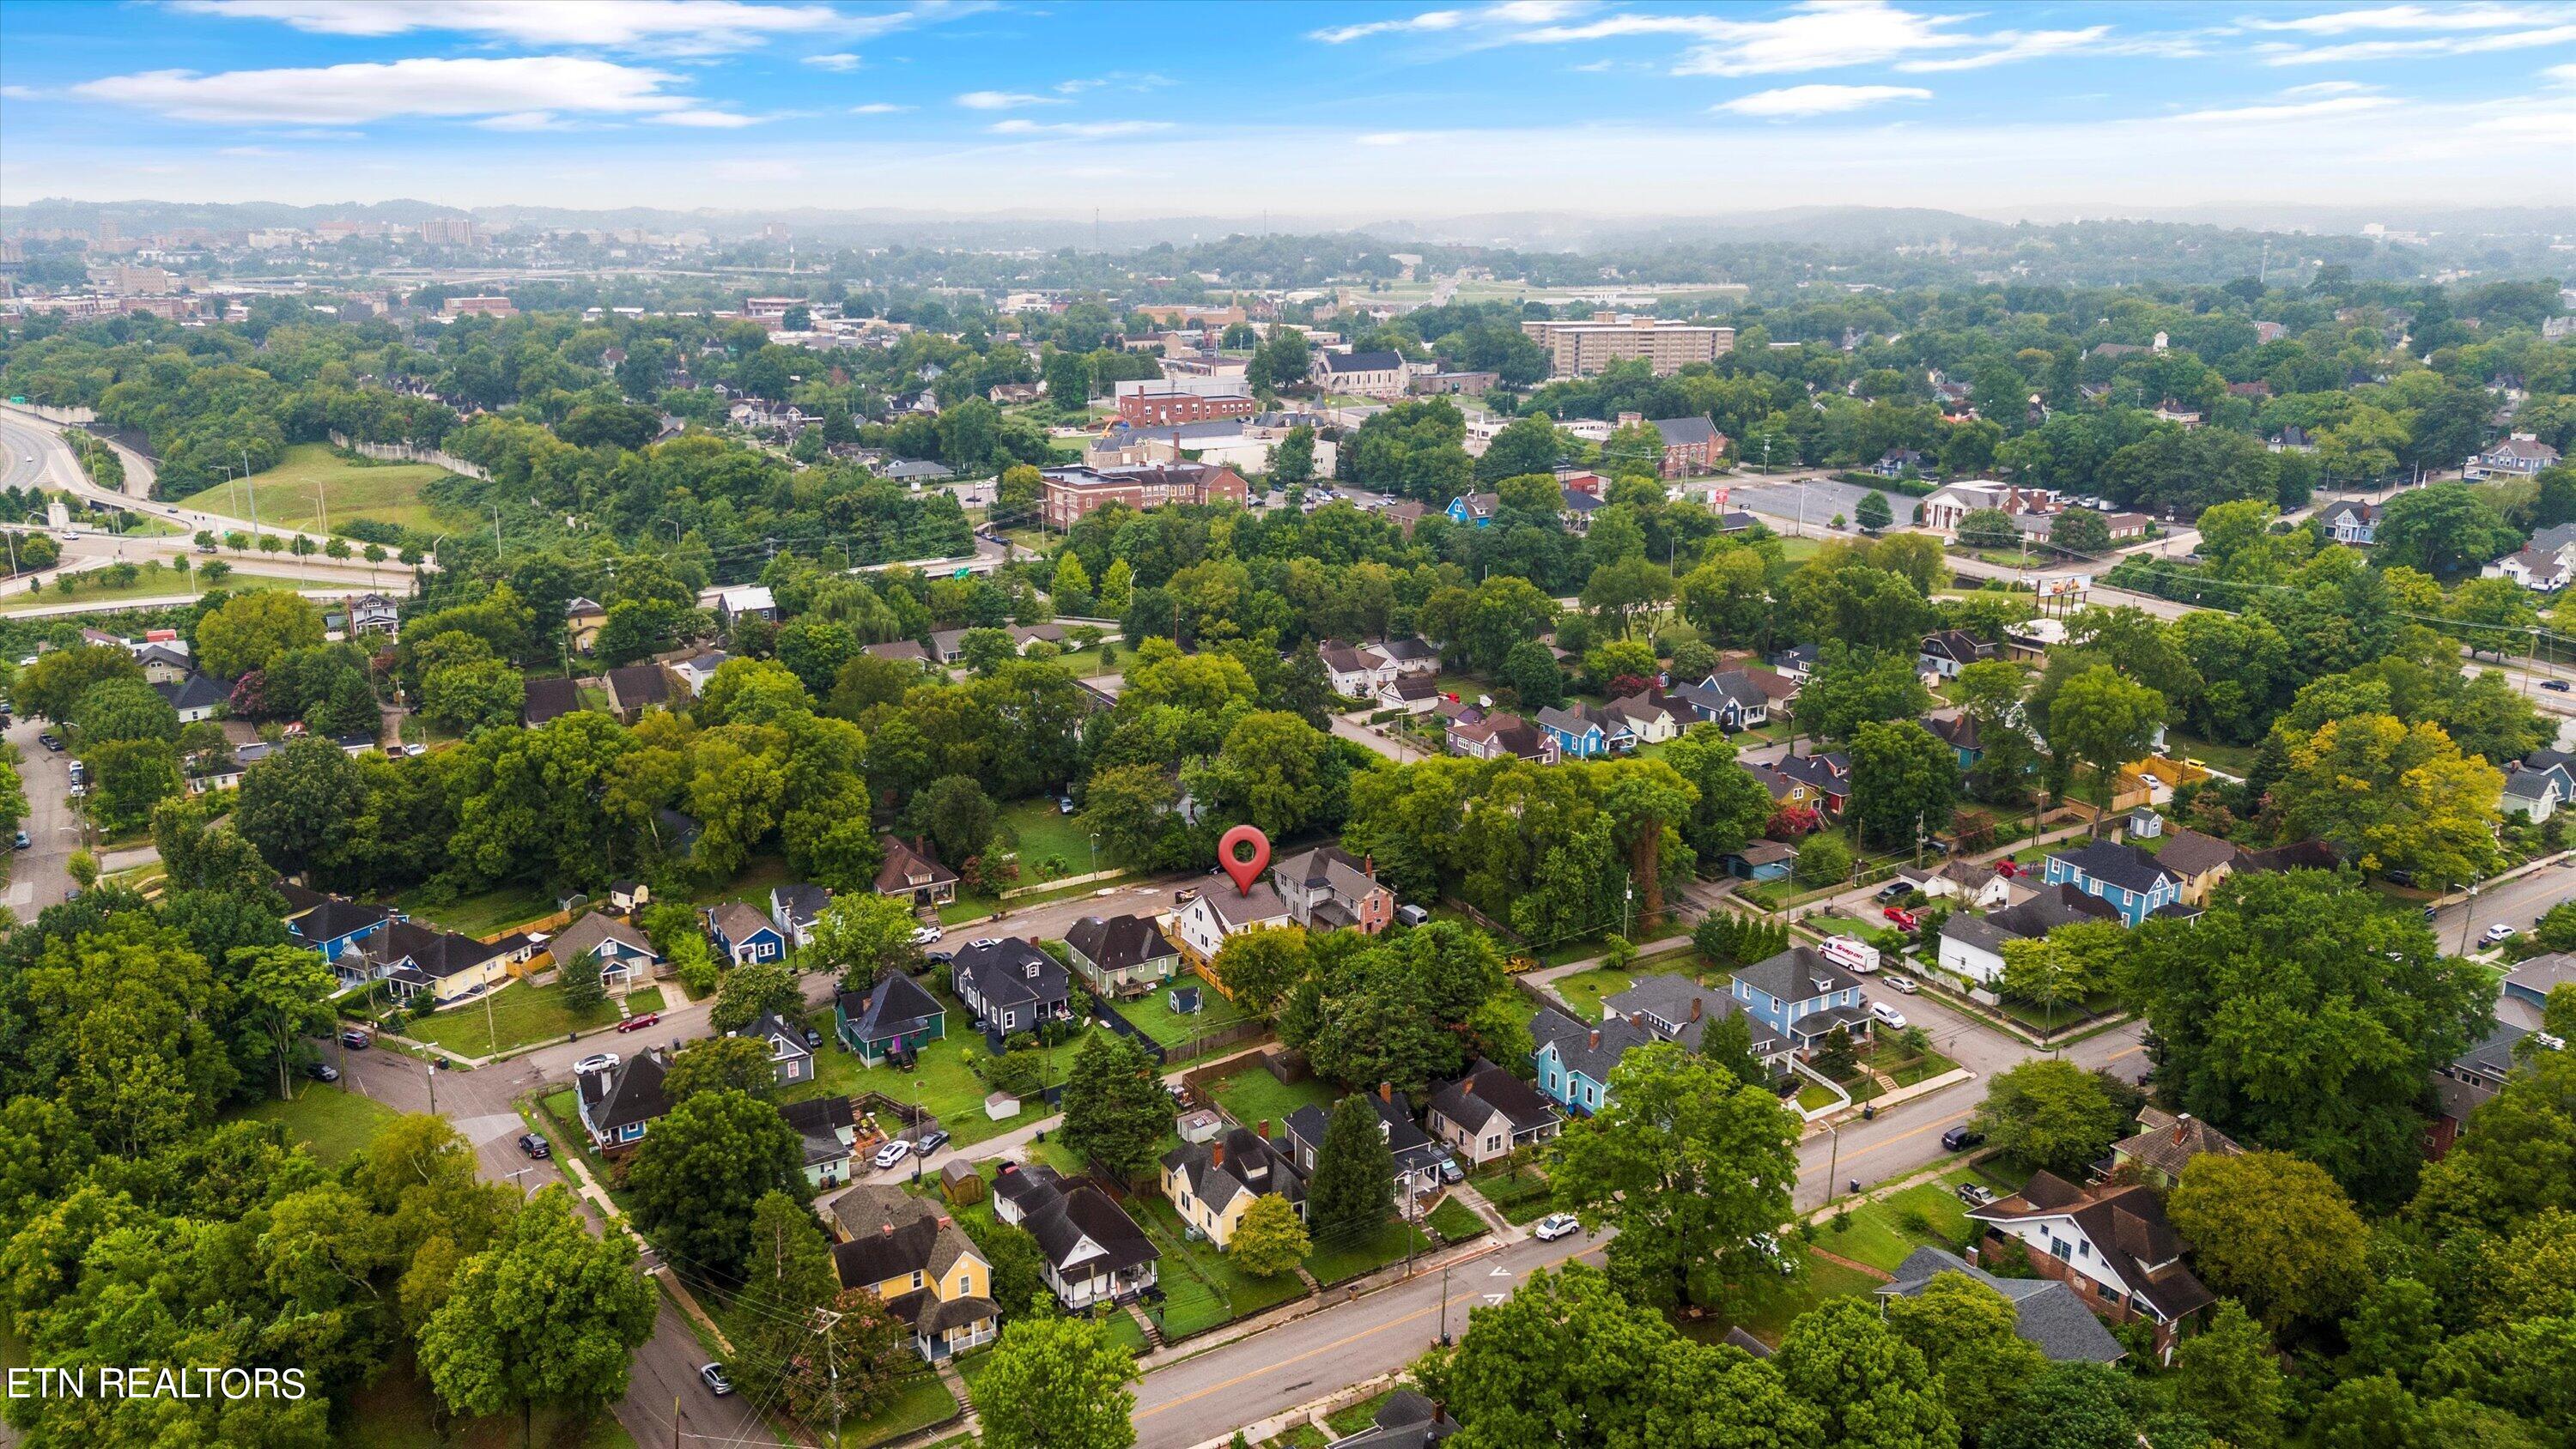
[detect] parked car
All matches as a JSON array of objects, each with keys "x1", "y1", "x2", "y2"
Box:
[
  {"x1": 1746, "y1": 1233, "x2": 1796, "y2": 1274},
  {"x1": 1941, "y1": 1125, "x2": 1985, "y2": 1152},
  {"x1": 2482, "y1": 923, "x2": 2518, "y2": 945},
  {"x1": 1881, "y1": 906, "x2": 1920, "y2": 931},
  {"x1": 616, "y1": 1011, "x2": 661, "y2": 1034},
  {"x1": 910, "y1": 925, "x2": 945, "y2": 946},
  {"x1": 517, "y1": 1132, "x2": 551, "y2": 1159},
  {"x1": 11, "y1": 831, "x2": 26, "y2": 850},
  {"x1": 1437, "y1": 1155, "x2": 1464, "y2": 1185},
  {"x1": 2545, "y1": 679, "x2": 2572, "y2": 693},
  {"x1": 36, "y1": 733, "x2": 62, "y2": 751},
  {"x1": 1057, "y1": 796, "x2": 1076, "y2": 815},
  {"x1": 338, "y1": 1029, "x2": 372, "y2": 1050},
  {"x1": 1534, "y1": 1213, "x2": 1582, "y2": 1241},
  {"x1": 1954, "y1": 1182, "x2": 1997, "y2": 1207},
  {"x1": 873, "y1": 1138, "x2": 914, "y2": 1170},
  {"x1": 573, "y1": 1052, "x2": 620, "y2": 1076},
  {"x1": 1992, "y1": 859, "x2": 2021, "y2": 877},
  {"x1": 1868, "y1": 1001, "x2": 1909, "y2": 1030},
  {"x1": 1174, "y1": 888, "x2": 1200, "y2": 906},
  {"x1": 1874, "y1": 881, "x2": 1911, "y2": 904},
  {"x1": 404, "y1": 743, "x2": 427, "y2": 756},
  {"x1": 698, "y1": 1364, "x2": 733, "y2": 1397},
  {"x1": 306, "y1": 1062, "x2": 340, "y2": 1082},
  {"x1": 915, "y1": 1128, "x2": 951, "y2": 1155},
  {"x1": 1887, "y1": 974, "x2": 1919, "y2": 995}
]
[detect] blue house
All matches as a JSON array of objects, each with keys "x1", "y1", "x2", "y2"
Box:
[
  {"x1": 1673, "y1": 671, "x2": 1768, "y2": 731},
  {"x1": 1729, "y1": 946, "x2": 1872, "y2": 1049},
  {"x1": 1445, "y1": 492, "x2": 1501, "y2": 528},
  {"x1": 706, "y1": 900, "x2": 788, "y2": 966},
  {"x1": 1534, "y1": 704, "x2": 1631, "y2": 759},
  {"x1": 283, "y1": 890, "x2": 397, "y2": 971},
  {"x1": 2042, "y1": 840, "x2": 2184, "y2": 927},
  {"x1": 1921, "y1": 712, "x2": 1985, "y2": 770},
  {"x1": 835, "y1": 973, "x2": 947, "y2": 1065},
  {"x1": 1530, "y1": 1008, "x2": 1659, "y2": 1115}
]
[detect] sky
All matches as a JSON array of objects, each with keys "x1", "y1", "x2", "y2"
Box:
[{"x1": 1, "y1": 0, "x2": 2572, "y2": 222}]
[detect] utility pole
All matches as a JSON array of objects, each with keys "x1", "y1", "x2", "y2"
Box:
[
  {"x1": 425, "y1": 1061, "x2": 437, "y2": 1118},
  {"x1": 491, "y1": 504, "x2": 504, "y2": 560},
  {"x1": 1823, "y1": 1124, "x2": 1841, "y2": 1210},
  {"x1": 1438, "y1": 1261, "x2": 1451, "y2": 1344},
  {"x1": 241, "y1": 448, "x2": 260, "y2": 542}
]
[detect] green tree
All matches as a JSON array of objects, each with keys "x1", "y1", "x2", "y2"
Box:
[
  {"x1": 13, "y1": 644, "x2": 143, "y2": 723},
  {"x1": 1983, "y1": 1361, "x2": 2137, "y2": 1449},
  {"x1": 971, "y1": 1307, "x2": 1140, "y2": 1449},
  {"x1": 1552, "y1": 1042, "x2": 1801, "y2": 1310},
  {"x1": 196, "y1": 589, "x2": 325, "y2": 679},
  {"x1": 1847, "y1": 719, "x2": 1959, "y2": 851},
  {"x1": 1855, "y1": 489, "x2": 1894, "y2": 531},
  {"x1": 1794, "y1": 833, "x2": 1852, "y2": 888},
  {"x1": 729, "y1": 1191, "x2": 841, "y2": 1404},
  {"x1": 1883, "y1": 1272, "x2": 2047, "y2": 1441},
  {"x1": 625, "y1": 1088, "x2": 806, "y2": 1278},
  {"x1": 2166, "y1": 1149, "x2": 2368, "y2": 1333},
  {"x1": 1773, "y1": 1297, "x2": 1961, "y2": 1449},
  {"x1": 1663, "y1": 724, "x2": 1777, "y2": 860},
  {"x1": 2274, "y1": 713, "x2": 2501, "y2": 887},
  {"x1": 2374, "y1": 483, "x2": 2519, "y2": 577},
  {"x1": 711, "y1": 955, "x2": 802, "y2": 1034},
  {"x1": 70, "y1": 676, "x2": 179, "y2": 744},
  {"x1": 422, "y1": 657, "x2": 523, "y2": 736},
  {"x1": 1504, "y1": 637, "x2": 1568, "y2": 709},
  {"x1": 1309, "y1": 1093, "x2": 1397, "y2": 1236},
  {"x1": 234, "y1": 944, "x2": 337, "y2": 1101},
  {"x1": 2168, "y1": 1300, "x2": 2285, "y2": 1449},
  {"x1": 1970, "y1": 1059, "x2": 2127, "y2": 1178},
  {"x1": 2050, "y1": 508, "x2": 2112, "y2": 556},
  {"x1": 1208, "y1": 925, "x2": 1310, "y2": 1014},
  {"x1": 2043, "y1": 664, "x2": 2164, "y2": 828},
  {"x1": 1800, "y1": 644, "x2": 1934, "y2": 747},
  {"x1": 417, "y1": 1186, "x2": 658, "y2": 1442},
  {"x1": 234, "y1": 736, "x2": 368, "y2": 879},
  {"x1": 1058, "y1": 1032, "x2": 1173, "y2": 1180},
  {"x1": 662, "y1": 1035, "x2": 782, "y2": 1102},
  {"x1": 913, "y1": 773, "x2": 998, "y2": 864},
  {"x1": 1229, "y1": 1192, "x2": 1312, "y2": 1278},
  {"x1": 558, "y1": 945, "x2": 605, "y2": 1012},
  {"x1": 810, "y1": 893, "x2": 926, "y2": 986},
  {"x1": 1958, "y1": 507, "x2": 2019, "y2": 550}
]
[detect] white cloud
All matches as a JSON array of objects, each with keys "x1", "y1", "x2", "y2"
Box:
[
  {"x1": 173, "y1": 0, "x2": 842, "y2": 52},
  {"x1": 2243, "y1": 4, "x2": 2565, "y2": 35},
  {"x1": 216, "y1": 145, "x2": 278, "y2": 156},
  {"x1": 2548, "y1": 61, "x2": 2576, "y2": 83},
  {"x1": 1054, "y1": 71, "x2": 1173, "y2": 94},
  {"x1": 1894, "y1": 27, "x2": 2117, "y2": 72},
  {"x1": 1358, "y1": 131, "x2": 1431, "y2": 145},
  {"x1": 1716, "y1": 83, "x2": 1932, "y2": 117},
  {"x1": 987, "y1": 118, "x2": 1171, "y2": 136},
  {"x1": 74, "y1": 56, "x2": 695, "y2": 125},
  {"x1": 473, "y1": 112, "x2": 571, "y2": 131},
  {"x1": 2280, "y1": 80, "x2": 2375, "y2": 95},
  {"x1": 650, "y1": 109, "x2": 764, "y2": 128},
  {"x1": 2169, "y1": 94, "x2": 2397, "y2": 123},
  {"x1": 2257, "y1": 22, "x2": 2576, "y2": 63},
  {"x1": 1311, "y1": 9, "x2": 1465, "y2": 44},
  {"x1": 0, "y1": 84, "x2": 37, "y2": 99},
  {"x1": 955, "y1": 89, "x2": 1059, "y2": 109},
  {"x1": 803, "y1": 53, "x2": 863, "y2": 71},
  {"x1": 849, "y1": 102, "x2": 914, "y2": 114}
]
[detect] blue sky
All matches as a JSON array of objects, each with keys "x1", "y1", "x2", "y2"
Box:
[{"x1": 1, "y1": 1, "x2": 2570, "y2": 219}]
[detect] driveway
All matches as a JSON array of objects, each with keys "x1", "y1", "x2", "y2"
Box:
[{"x1": 4, "y1": 714, "x2": 85, "y2": 917}]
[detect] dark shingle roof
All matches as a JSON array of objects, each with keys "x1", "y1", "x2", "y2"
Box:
[
  {"x1": 950, "y1": 937, "x2": 1071, "y2": 1015},
  {"x1": 1425, "y1": 1059, "x2": 1558, "y2": 1137},
  {"x1": 577, "y1": 1050, "x2": 671, "y2": 1133},
  {"x1": 837, "y1": 973, "x2": 944, "y2": 1045},
  {"x1": 1879, "y1": 1247, "x2": 2124, "y2": 1363},
  {"x1": 1732, "y1": 946, "x2": 1861, "y2": 1007},
  {"x1": 2050, "y1": 840, "x2": 2181, "y2": 895},
  {"x1": 1065, "y1": 913, "x2": 1179, "y2": 973},
  {"x1": 1023, "y1": 1182, "x2": 1159, "y2": 1277},
  {"x1": 523, "y1": 676, "x2": 582, "y2": 724}
]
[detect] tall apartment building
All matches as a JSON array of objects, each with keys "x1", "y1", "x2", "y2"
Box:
[
  {"x1": 441, "y1": 295, "x2": 517, "y2": 318},
  {"x1": 420, "y1": 218, "x2": 480, "y2": 246},
  {"x1": 1522, "y1": 312, "x2": 1737, "y2": 378},
  {"x1": 1040, "y1": 463, "x2": 1249, "y2": 529}
]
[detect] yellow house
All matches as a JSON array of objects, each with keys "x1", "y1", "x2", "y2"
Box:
[
  {"x1": 363, "y1": 920, "x2": 525, "y2": 1006},
  {"x1": 1159, "y1": 1125, "x2": 1306, "y2": 1249},
  {"x1": 828, "y1": 1185, "x2": 997, "y2": 1360},
  {"x1": 565, "y1": 597, "x2": 609, "y2": 654}
]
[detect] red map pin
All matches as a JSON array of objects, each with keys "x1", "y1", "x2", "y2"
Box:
[{"x1": 1218, "y1": 824, "x2": 1271, "y2": 896}]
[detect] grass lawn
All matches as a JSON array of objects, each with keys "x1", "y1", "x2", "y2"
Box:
[
  {"x1": 0, "y1": 567, "x2": 308, "y2": 615},
  {"x1": 2162, "y1": 731, "x2": 2261, "y2": 779},
  {"x1": 398, "y1": 881, "x2": 560, "y2": 937},
  {"x1": 1327, "y1": 1389, "x2": 1403, "y2": 1437},
  {"x1": 1551, "y1": 965, "x2": 1636, "y2": 1022},
  {"x1": 1468, "y1": 1160, "x2": 1556, "y2": 1225},
  {"x1": 1828, "y1": 1164, "x2": 2025, "y2": 1272},
  {"x1": 1259, "y1": 1427, "x2": 1328, "y2": 1449},
  {"x1": 1204, "y1": 1065, "x2": 1340, "y2": 1132},
  {"x1": 233, "y1": 1083, "x2": 400, "y2": 1165},
  {"x1": 1425, "y1": 1196, "x2": 1488, "y2": 1243},
  {"x1": 178, "y1": 442, "x2": 457, "y2": 535},
  {"x1": 834, "y1": 1370, "x2": 962, "y2": 1448},
  {"x1": 689, "y1": 852, "x2": 794, "y2": 912},
  {"x1": 1880, "y1": 1046, "x2": 1960, "y2": 1088},
  {"x1": 1110, "y1": 976, "x2": 1257, "y2": 1046},
  {"x1": 1306, "y1": 1218, "x2": 1433, "y2": 1287},
  {"x1": 784, "y1": 991, "x2": 1106, "y2": 1149},
  {"x1": 404, "y1": 980, "x2": 663, "y2": 1059},
  {"x1": 1795, "y1": 1082, "x2": 1843, "y2": 1112},
  {"x1": 939, "y1": 871, "x2": 1150, "y2": 926},
  {"x1": 996, "y1": 796, "x2": 1095, "y2": 878},
  {"x1": 343, "y1": 1356, "x2": 635, "y2": 1449},
  {"x1": 1694, "y1": 1257, "x2": 1885, "y2": 1347},
  {"x1": 1132, "y1": 1196, "x2": 1309, "y2": 1337}
]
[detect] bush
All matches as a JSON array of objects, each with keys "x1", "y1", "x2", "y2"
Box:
[
  {"x1": 1794, "y1": 833, "x2": 1853, "y2": 887},
  {"x1": 1897, "y1": 1207, "x2": 1932, "y2": 1235}
]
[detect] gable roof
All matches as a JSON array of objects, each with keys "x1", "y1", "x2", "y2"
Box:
[
  {"x1": 2111, "y1": 1107, "x2": 2244, "y2": 1180},
  {"x1": 1733, "y1": 946, "x2": 1863, "y2": 1006},
  {"x1": 1161, "y1": 1125, "x2": 1303, "y2": 1216},
  {"x1": 1065, "y1": 913, "x2": 1178, "y2": 973},
  {"x1": 1196, "y1": 882, "x2": 1289, "y2": 930},
  {"x1": 1651, "y1": 415, "x2": 1720, "y2": 447},
  {"x1": 877, "y1": 835, "x2": 958, "y2": 894},
  {"x1": 772, "y1": 882, "x2": 832, "y2": 930},
  {"x1": 2154, "y1": 828, "x2": 2243, "y2": 880},
  {"x1": 289, "y1": 894, "x2": 391, "y2": 945},
  {"x1": 1529, "y1": 1004, "x2": 1660, "y2": 1082},
  {"x1": 1969, "y1": 1171, "x2": 2214, "y2": 1323},
  {"x1": 1921, "y1": 629, "x2": 1988, "y2": 664},
  {"x1": 708, "y1": 900, "x2": 781, "y2": 948},
  {"x1": 523, "y1": 675, "x2": 582, "y2": 725},
  {"x1": 1023, "y1": 1179, "x2": 1159, "y2": 1277},
  {"x1": 1273, "y1": 844, "x2": 1384, "y2": 906},
  {"x1": 155, "y1": 672, "x2": 232, "y2": 713},
  {"x1": 605, "y1": 664, "x2": 671, "y2": 708},
  {"x1": 837, "y1": 972, "x2": 944, "y2": 1044},
  {"x1": 829, "y1": 1185, "x2": 981, "y2": 1286},
  {"x1": 552, "y1": 911, "x2": 659, "y2": 963},
  {"x1": 1878, "y1": 1247, "x2": 2124, "y2": 1363},
  {"x1": 1320, "y1": 350, "x2": 1404, "y2": 374},
  {"x1": 576, "y1": 1049, "x2": 671, "y2": 1133},
  {"x1": 1425, "y1": 1058, "x2": 1560, "y2": 1137},
  {"x1": 1987, "y1": 882, "x2": 2123, "y2": 937},
  {"x1": 370, "y1": 919, "x2": 507, "y2": 980},
  {"x1": 949, "y1": 937, "x2": 1072, "y2": 1012},
  {"x1": 2050, "y1": 839, "x2": 2180, "y2": 895}
]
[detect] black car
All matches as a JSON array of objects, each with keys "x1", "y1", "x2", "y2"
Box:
[
  {"x1": 915, "y1": 1128, "x2": 951, "y2": 1155},
  {"x1": 1941, "y1": 1125, "x2": 1985, "y2": 1152},
  {"x1": 518, "y1": 1132, "x2": 551, "y2": 1159},
  {"x1": 2546, "y1": 679, "x2": 2573, "y2": 693}
]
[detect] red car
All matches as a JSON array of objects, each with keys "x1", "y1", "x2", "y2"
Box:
[
  {"x1": 1993, "y1": 859, "x2": 2021, "y2": 878},
  {"x1": 616, "y1": 1011, "x2": 662, "y2": 1034},
  {"x1": 1881, "y1": 906, "x2": 1920, "y2": 931}
]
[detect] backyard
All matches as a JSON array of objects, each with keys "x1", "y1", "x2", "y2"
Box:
[
  {"x1": 176, "y1": 442, "x2": 458, "y2": 535},
  {"x1": 395, "y1": 881, "x2": 561, "y2": 937},
  {"x1": 785, "y1": 989, "x2": 1113, "y2": 1149},
  {"x1": 1109, "y1": 973, "x2": 1258, "y2": 1046},
  {"x1": 230, "y1": 1082, "x2": 400, "y2": 1165},
  {"x1": 1200, "y1": 1063, "x2": 1340, "y2": 1131},
  {"x1": 995, "y1": 797, "x2": 1097, "y2": 880},
  {"x1": 403, "y1": 980, "x2": 665, "y2": 1059},
  {"x1": 1549, "y1": 965, "x2": 1634, "y2": 1022},
  {"x1": 1689, "y1": 1257, "x2": 1887, "y2": 1348},
  {"x1": 1130, "y1": 1195, "x2": 1310, "y2": 1338}
]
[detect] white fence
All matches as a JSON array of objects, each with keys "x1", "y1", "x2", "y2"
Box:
[{"x1": 326, "y1": 431, "x2": 490, "y2": 482}]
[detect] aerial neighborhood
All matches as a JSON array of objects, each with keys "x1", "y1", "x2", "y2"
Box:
[{"x1": 0, "y1": 11, "x2": 2570, "y2": 1446}]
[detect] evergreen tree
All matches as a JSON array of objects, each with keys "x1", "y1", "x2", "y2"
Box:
[{"x1": 1309, "y1": 1094, "x2": 1397, "y2": 1236}]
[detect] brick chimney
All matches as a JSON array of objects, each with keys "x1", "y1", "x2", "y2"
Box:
[
  {"x1": 937, "y1": 1215, "x2": 952, "y2": 1228},
  {"x1": 1211, "y1": 1138, "x2": 1226, "y2": 1167},
  {"x1": 2173, "y1": 1113, "x2": 2191, "y2": 1146},
  {"x1": 1588, "y1": 1029, "x2": 1601, "y2": 1051},
  {"x1": 1460, "y1": 1074, "x2": 1476, "y2": 1097},
  {"x1": 1257, "y1": 1119, "x2": 1269, "y2": 1139},
  {"x1": 881, "y1": 1222, "x2": 895, "y2": 1236},
  {"x1": 1378, "y1": 1081, "x2": 1393, "y2": 1103},
  {"x1": 1690, "y1": 997, "x2": 1704, "y2": 1022},
  {"x1": 1363, "y1": 853, "x2": 1375, "y2": 879}
]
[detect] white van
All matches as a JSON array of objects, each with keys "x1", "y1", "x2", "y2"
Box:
[{"x1": 1820, "y1": 934, "x2": 1880, "y2": 975}]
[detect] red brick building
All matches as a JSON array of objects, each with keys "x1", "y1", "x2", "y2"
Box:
[
  {"x1": 1041, "y1": 463, "x2": 1249, "y2": 529},
  {"x1": 1116, "y1": 389, "x2": 1259, "y2": 427}
]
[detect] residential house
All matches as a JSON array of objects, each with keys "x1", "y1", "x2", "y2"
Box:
[
  {"x1": 133, "y1": 643, "x2": 192, "y2": 685},
  {"x1": 997, "y1": 1166, "x2": 1160, "y2": 1309},
  {"x1": 2486, "y1": 544, "x2": 2575, "y2": 591},
  {"x1": 574, "y1": 1047, "x2": 671, "y2": 1152},
  {"x1": 1769, "y1": 644, "x2": 1820, "y2": 679},
  {"x1": 1376, "y1": 676, "x2": 1440, "y2": 714},
  {"x1": 522, "y1": 676, "x2": 582, "y2": 726},
  {"x1": 1283, "y1": 1085, "x2": 1449, "y2": 1203},
  {"x1": 876, "y1": 834, "x2": 959, "y2": 907},
  {"x1": 654, "y1": 807, "x2": 703, "y2": 858},
  {"x1": 769, "y1": 882, "x2": 833, "y2": 949},
  {"x1": 705, "y1": 900, "x2": 788, "y2": 966},
  {"x1": 603, "y1": 664, "x2": 673, "y2": 721},
  {"x1": 865, "y1": 639, "x2": 937, "y2": 666},
  {"x1": 154, "y1": 669, "x2": 231, "y2": 724},
  {"x1": 1730, "y1": 946, "x2": 1874, "y2": 1050},
  {"x1": 1896, "y1": 858, "x2": 2014, "y2": 909},
  {"x1": 2317, "y1": 499, "x2": 2380, "y2": 545},
  {"x1": 1774, "y1": 754, "x2": 1850, "y2": 816},
  {"x1": 1536, "y1": 703, "x2": 1634, "y2": 759},
  {"x1": 2502, "y1": 952, "x2": 2576, "y2": 1014},
  {"x1": 1324, "y1": 1389, "x2": 1457, "y2": 1449},
  {"x1": 1174, "y1": 884, "x2": 1292, "y2": 978},
  {"x1": 1602, "y1": 690, "x2": 1683, "y2": 744},
  {"x1": 671, "y1": 650, "x2": 730, "y2": 696},
  {"x1": 711, "y1": 585, "x2": 778, "y2": 626},
  {"x1": 609, "y1": 880, "x2": 650, "y2": 913},
  {"x1": 564, "y1": 597, "x2": 608, "y2": 653},
  {"x1": 2154, "y1": 828, "x2": 2243, "y2": 906},
  {"x1": 1877, "y1": 1247, "x2": 2125, "y2": 1364},
  {"x1": 1444, "y1": 492, "x2": 1501, "y2": 529},
  {"x1": 1161, "y1": 1125, "x2": 1306, "y2": 1247},
  {"x1": 1868, "y1": 447, "x2": 1931, "y2": 479},
  {"x1": 282, "y1": 888, "x2": 396, "y2": 980},
  {"x1": 1919, "y1": 712, "x2": 1989, "y2": 770},
  {"x1": 362, "y1": 920, "x2": 517, "y2": 1005},
  {"x1": 1938, "y1": 883, "x2": 2121, "y2": 989},
  {"x1": 1641, "y1": 415, "x2": 1724, "y2": 477},
  {"x1": 185, "y1": 740, "x2": 274, "y2": 793},
  {"x1": 1917, "y1": 630, "x2": 1993, "y2": 679},
  {"x1": 733, "y1": 1010, "x2": 816, "y2": 1087},
  {"x1": 828, "y1": 1185, "x2": 999, "y2": 1360},
  {"x1": 2042, "y1": 840, "x2": 2184, "y2": 927},
  {"x1": 1607, "y1": 973, "x2": 1790, "y2": 1072},
  {"x1": 1446, "y1": 710, "x2": 1559, "y2": 763},
  {"x1": 2107, "y1": 1109, "x2": 2243, "y2": 1190},
  {"x1": 2431, "y1": 1022, "x2": 2550, "y2": 1155},
  {"x1": 1530, "y1": 1008, "x2": 1659, "y2": 1115},
  {"x1": 2501, "y1": 749, "x2": 2575, "y2": 819},
  {"x1": 1967, "y1": 1171, "x2": 2215, "y2": 1354},
  {"x1": 1424, "y1": 1059, "x2": 1562, "y2": 1167},
  {"x1": 2463, "y1": 433, "x2": 2562, "y2": 481},
  {"x1": 1719, "y1": 839, "x2": 1797, "y2": 882},
  {"x1": 1273, "y1": 844, "x2": 1396, "y2": 935},
  {"x1": 781, "y1": 1094, "x2": 858, "y2": 1188},
  {"x1": 948, "y1": 937, "x2": 1073, "y2": 1036},
  {"x1": 1063, "y1": 912, "x2": 1182, "y2": 997},
  {"x1": 1674, "y1": 670, "x2": 1769, "y2": 731},
  {"x1": 1558, "y1": 485, "x2": 1604, "y2": 532},
  {"x1": 1320, "y1": 640, "x2": 1400, "y2": 697},
  {"x1": 548, "y1": 912, "x2": 664, "y2": 991},
  {"x1": 834, "y1": 972, "x2": 946, "y2": 1064}
]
